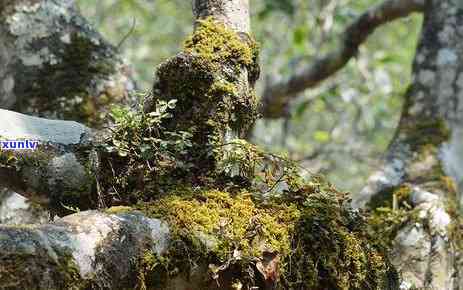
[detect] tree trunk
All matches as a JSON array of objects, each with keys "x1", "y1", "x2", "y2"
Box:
[
  {"x1": 0, "y1": 0, "x2": 136, "y2": 126},
  {"x1": 0, "y1": 0, "x2": 137, "y2": 224},
  {"x1": 354, "y1": 1, "x2": 463, "y2": 288},
  {"x1": 0, "y1": 1, "x2": 400, "y2": 289}
]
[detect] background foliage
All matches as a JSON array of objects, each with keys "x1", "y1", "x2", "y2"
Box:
[{"x1": 77, "y1": 0, "x2": 422, "y2": 193}]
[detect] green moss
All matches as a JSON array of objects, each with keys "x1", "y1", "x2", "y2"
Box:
[
  {"x1": 0, "y1": 250, "x2": 85, "y2": 290},
  {"x1": 136, "y1": 249, "x2": 173, "y2": 290},
  {"x1": 133, "y1": 178, "x2": 393, "y2": 290},
  {"x1": 367, "y1": 206, "x2": 419, "y2": 249},
  {"x1": 281, "y1": 186, "x2": 395, "y2": 290},
  {"x1": 183, "y1": 18, "x2": 256, "y2": 68},
  {"x1": 0, "y1": 146, "x2": 52, "y2": 173},
  {"x1": 105, "y1": 206, "x2": 133, "y2": 215},
  {"x1": 153, "y1": 17, "x2": 260, "y2": 175},
  {"x1": 400, "y1": 115, "x2": 450, "y2": 152},
  {"x1": 139, "y1": 190, "x2": 296, "y2": 259},
  {"x1": 93, "y1": 17, "x2": 394, "y2": 290},
  {"x1": 100, "y1": 19, "x2": 263, "y2": 200}
]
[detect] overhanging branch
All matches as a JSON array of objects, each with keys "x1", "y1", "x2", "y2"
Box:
[{"x1": 261, "y1": 0, "x2": 425, "y2": 118}]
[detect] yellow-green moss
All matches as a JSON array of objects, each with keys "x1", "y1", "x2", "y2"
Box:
[
  {"x1": 183, "y1": 18, "x2": 256, "y2": 68},
  {"x1": 153, "y1": 17, "x2": 260, "y2": 176},
  {"x1": 443, "y1": 176, "x2": 463, "y2": 258},
  {"x1": 105, "y1": 206, "x2": 133, "y2": 215},
  {"x1": 284, "y1": 189, "x2": 394, "y2": 290},
  {"x1": 367, "y1": 206, "x2": 419, "y2": 249},
  {"x1": 138, "y1": 189, "x2": 297, "y2": 261},
  {"x1": 97, "y1": 17, "x2": 394, "y2": 290},
  {"x1": 132, "y1": 179, "x2": 393, "y2": 290},
  {"x1": 401, "y1": 116, "x2": 450, "y2": 151}
]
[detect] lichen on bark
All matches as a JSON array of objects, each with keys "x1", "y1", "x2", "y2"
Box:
[{"x1": 1, "y1": 0, "x2": 135, "y2": 127}]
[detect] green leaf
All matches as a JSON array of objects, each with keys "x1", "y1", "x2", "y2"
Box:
[{"x1": 313, "y1": 131, "x2": 330, "y2": 143}]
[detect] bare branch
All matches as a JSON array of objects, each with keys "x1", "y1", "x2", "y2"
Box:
[{"x1": 261, "y1": 0, "x2": 425, "y2": 118}]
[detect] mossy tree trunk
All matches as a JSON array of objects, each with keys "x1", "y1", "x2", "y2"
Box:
[
  {"x1": 353, "y1": 1, "x2": 463, "y2": 288},
  {"x1": 0, "y1": 0, "x2": 136, "y2": 125},
  {"x1": 5, "y1": 0, "x2": 463, "y2": 289},
  {"x1": 0, "y1": 1, "x2": 400, "y2": 289}
]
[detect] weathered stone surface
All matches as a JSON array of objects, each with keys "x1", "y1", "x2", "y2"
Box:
[{"x1": 0, "y1": 211, "x2": 170, "y2": 290}]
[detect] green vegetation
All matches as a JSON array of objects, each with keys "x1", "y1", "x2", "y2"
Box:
[
  {"x1": 131, "y1": 180, "x2": 394, "y2": 289},
  {"x1": 77, "y1": 0, "x2": 423, "y2": 193},
  {"x1": 90, "y1": 18, "x2": 397, "y2": 289},
  {"x1": 154, "y1": 18, "x2": 259, "y2": 171}
]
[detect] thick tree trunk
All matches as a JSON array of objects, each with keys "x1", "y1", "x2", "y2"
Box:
[
  {"x1": 0, "y1": 0, "x2": 137, "y2": 224},
  {"x1": 0, "y1": 1, "x2": 400, "y2": 289},
  {"x1": 354, "y1": 0, "x2": 463, "y2": 288},
  {"x1": 0, "y1": 0, "x2": 136, "y2": 126}
]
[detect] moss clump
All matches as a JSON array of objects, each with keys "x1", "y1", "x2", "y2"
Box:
[
  {"x1": 139, "y1": 190, "x2": 297, "y2": 260},
  {"x1": 100, "y1": 18, "x2": 262, "y2": 201},
  {"x1": 153, "y1": 17, "x2": 260, "y2": 175},
  {"x1": 133, "y1": 177, "x2": 394, "y2": 290},
  {"x1": 280, "y1": 182, "x2": 395, "y2": 290},
  {"x1": 183, "y1": 18, "x2": 256, "y2": 68}
]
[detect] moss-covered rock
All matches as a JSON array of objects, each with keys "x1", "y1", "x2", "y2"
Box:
[
  {"x1": 129, "y1": 178, "x2": 396, "y2": 290},
  {"x1": 0, "y1": 249, "x2": 85, "y2": 290}
]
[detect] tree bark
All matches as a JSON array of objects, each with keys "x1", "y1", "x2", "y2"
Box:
[
  {"x1": 0, "y1": 0, "x2": 137, "y2": 224},
  {"x1": 353, "y1": 0, "x2": 463, "y2": 288},
  {"x1": 7, "y1": 0, "x2": 462, "y2": 288},
  {"x1": 0, "y1": 0, "x2": 136, "y2": 126}
]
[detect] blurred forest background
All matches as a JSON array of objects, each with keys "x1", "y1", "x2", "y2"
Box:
[{"x1": 77, "y1": 0, "x2": 422, "y2": 193}]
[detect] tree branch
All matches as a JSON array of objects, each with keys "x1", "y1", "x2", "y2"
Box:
[
  {"x1": 353, "y1": 1, "x2": 463, "y2": 287},
  {"x1": 261, "y1": 0, "x2": 425, "y2": 118},
  {"x1": 0, "y1": 109, "x2": 98, "y2": 214},
  {"x1": 0, "y1": 210, "x2": 171, "y2": 289}
]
